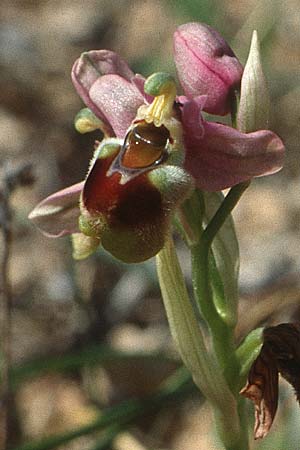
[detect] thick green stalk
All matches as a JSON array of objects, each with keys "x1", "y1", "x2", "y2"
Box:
[{"x1": 157, "y1": 238, "x2": 244, "y2": 449}]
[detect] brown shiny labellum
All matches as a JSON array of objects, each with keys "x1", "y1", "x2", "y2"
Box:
[
  {"x1": 83, "y1": 153, "x2": 163, "y2": 230},
  {"x1": 121, "y1": 121, "x2": 170, "y2": 169}
]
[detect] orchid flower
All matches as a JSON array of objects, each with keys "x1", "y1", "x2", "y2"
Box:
[{"x1": 29, "y1": 22, "x2": 285, "y2": 263}]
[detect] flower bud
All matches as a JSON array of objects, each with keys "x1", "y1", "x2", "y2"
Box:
[
  {"x1": 174, "y1": 22, "x2": 243, "y2": 115},
  {"x1": 237, "y1": 31, "x2": 270, "y2": 132},
  {"x1": 72, "y1": 50, "x2": 144, "y2": 138}
]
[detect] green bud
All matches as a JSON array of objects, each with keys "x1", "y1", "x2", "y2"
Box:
[{"x1": 237, "y1": 31, "x2": 270, "y2": 132}]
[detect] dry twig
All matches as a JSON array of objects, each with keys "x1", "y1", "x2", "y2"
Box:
[{"x1": 0, "y1": 161, "x2": 34, "y2": 449}]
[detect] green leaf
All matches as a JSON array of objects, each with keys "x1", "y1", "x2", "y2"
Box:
[
  {"x1": 9, "y1": 345, "x2": 177, "y2": 389},
  {"x1": 12, "y1": 367, "x2": 194, "y2": 450}
]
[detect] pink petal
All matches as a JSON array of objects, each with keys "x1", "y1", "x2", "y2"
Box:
[
  {"x1": 28, "y1": 182, "x2": 83, "y2": 237},
  {"x1": 71, "y1": 50, "x2": 136, "y2": 126},
  {"x1": 174, "y1": 23, "x2": 243, "y2": 115},
  {"x1": 179, "y1": 95, "x2": 206, "y2": 139},
  {"x1": 89, "y1": 74, "x2": 145, "y2": 138},
  {"x1": 182, "y1": 100, "x2": 285, "y2": 191}
]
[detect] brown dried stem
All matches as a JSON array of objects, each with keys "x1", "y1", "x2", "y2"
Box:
[{"x1": 0, "y1": 161, "x2": 34, "y2": 449}]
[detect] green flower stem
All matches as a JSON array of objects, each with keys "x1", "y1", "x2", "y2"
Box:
[
  {"x1": 189, "y1": 183, "x2": 251, "y2": 449},
  {"x1": 88, "y1": 424, "x2": 123, "y2": 450},
  {"x1": 191, "y1": 181, "x2": 250, "y2": 389},
  {"x1": 157, "y1": 238, "x2": 244, "y2": 450},
  {"x1": 200, "y1": 182, "x2": 250, "y2": 250},
  {"x1": 192, "y1": 240, "x2": 240, "y2": 391},
  {"x1": 237, "y1": 398, "x2": 250, "y2": 450}
]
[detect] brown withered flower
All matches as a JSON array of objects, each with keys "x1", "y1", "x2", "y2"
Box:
[{"x1": 240, "y1": 323, "x2": 300, "y2": 439}]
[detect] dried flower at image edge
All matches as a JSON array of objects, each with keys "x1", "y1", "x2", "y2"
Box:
[{"x1": 240, "y1": 323, "x2": 300, "y2": 439}]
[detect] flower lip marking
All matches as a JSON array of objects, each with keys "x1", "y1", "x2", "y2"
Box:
[{"x1": 107, "y1": 120, "x2": 170, "y2": 184}]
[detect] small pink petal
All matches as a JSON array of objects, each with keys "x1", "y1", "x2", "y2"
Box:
[
  {"x1": 182, "y1": 100, "x2": 285, "y2": 191},
  {"x1": 71, "y1": 50, "x2": 135, "y2": 123},
  {"x1": 174, "y1": 23, "x2": 243, "y2": 115},
  {"x1": 89, "y1": 74, "x2": 145, "y2": 138},
  {"x1": 28, "y1": 182, "x2": 83, "y2": 237},
  {"x1": 179, "y1": 95, "x2": 206, "y2": 139}
]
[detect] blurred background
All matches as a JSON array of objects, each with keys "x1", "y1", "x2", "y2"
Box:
[{"x1": 0, "y1": 0, "x2": 300, "y2": 449}]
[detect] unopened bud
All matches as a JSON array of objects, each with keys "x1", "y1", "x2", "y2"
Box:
[
  {"x1": 237, "y1": 31, "x2": 270, "y2": 132},
  {"x1": 174, "y1": 23, "x2": 243, "y2": 116}
]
